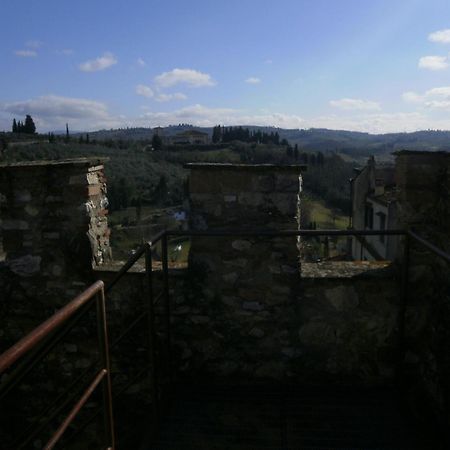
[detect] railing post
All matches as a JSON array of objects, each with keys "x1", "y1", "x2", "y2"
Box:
[
  {"x1": 145, "y1": 243, "x2": 159, "y2": 421},
  {"x1": 397, "y1": 232, "x2": 410, "y2": 377},
  {"x1": 96, "y1": 287, "x2": 115, "y2": 449},
  {"x1": 161, "y1": 232, "x2": 172, "y2": 380}
]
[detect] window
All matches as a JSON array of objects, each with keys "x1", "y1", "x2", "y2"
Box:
[
  {"x1": 364, "y1": 203, "x2": 374, "y2": 229},
  {"x1": 378, "y1": 212, "x2": 386, "y2": 243}
]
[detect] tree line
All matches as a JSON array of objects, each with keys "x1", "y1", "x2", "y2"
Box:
[
  {"x1": 212, "y1": 125, "x2": 285, "y2": 145},
  {"x1": 12, "y1": 115, "x2": 36, "y2": 134}
]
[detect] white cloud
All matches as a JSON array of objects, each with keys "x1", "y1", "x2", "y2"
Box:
[
  {"x1": 307, "y1": 112, "x2": 450, "y2": 134},
  {"x1": 79, "y1": 52, "x2": 117, "y2": 72},
  {"x1": 0, "y1": 95, "x2": 121, "y2": 130},
  {"x1": 26, "y1": 40, "x2": 42, "y2": 49},
  {"x1": 418, "y1": 55, "x2": 448, "y2": 70},
  {"x1": 402, "y1": 91, "x2": 423, "y2": 103},
  {"x1": 329, "y1": 98, "x2": 381, "y2": 111},
  {"x1": 402, "y1": 86, "x2": 450, "y2": 110},
  {"x1": 154, "y1": 68, "x2": 216, "y2": 88},
  {"x1": 15, "y1": 50, "x2": 37, "y2": 57},
  {"x1": 245, "y1": 77, "x2": 261, "y2": 84},
  {"x1": 155, "y1": 93, "x2": 187, "y2": 102},
  {"x1": 140, "y1": 104, "x2": 304, "y2": 128},
  {"x1": 136, "y1": 84, "x2": 187, "y2": 102},
  {"x1": 265, "y1": 59, "x2": 273, "y2": 64},
  {"x1": 429, "y1": 29, "x2": 450, "y2": 44},
  {"x1": 135, "y1": 84, "x2": 154, "y2": 98},
  {"x1": 137, "y1": 58, "x2": 146, "y2": 67}
]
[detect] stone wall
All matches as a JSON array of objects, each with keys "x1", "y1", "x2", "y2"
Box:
[
  {"x1": 394, "y1": 151, "x2": 450, "y2": 437},
  {"x1": 144, "y1": 163, "x2": 403, "y2": 383},
  {"x1": 0, "y1": 158, "x2": 111, "y2": 343},
  {"x1": 0, "y1": 158, "x2": 115, "y2": 448}
]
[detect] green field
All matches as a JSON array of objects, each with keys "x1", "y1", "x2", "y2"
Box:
[{"x1": 305, "y1": 197, "x2": 348, "y2": 230}]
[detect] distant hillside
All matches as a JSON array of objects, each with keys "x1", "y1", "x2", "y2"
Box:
[{"x1": 82, "y1": 126, "x2": 450, "y2": 159}]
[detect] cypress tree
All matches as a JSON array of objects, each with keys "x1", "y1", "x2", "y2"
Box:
[
  {"x1": 12, "y1": 118, "x2": 17, "y2": 133},
  {"x1": 24, "y1": 115, "x2": 36, "y2": 134}
]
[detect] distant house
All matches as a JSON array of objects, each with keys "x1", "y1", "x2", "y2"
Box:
[
  {"x1": 350, "y1": 156, "x2": 398, "y2": 260},
  {"x1": 171, "y1": 130, "x2": 209, "y2": 145}
]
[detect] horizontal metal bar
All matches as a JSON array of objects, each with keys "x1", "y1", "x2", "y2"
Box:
[
  {"x1": 44, "y1": 369, "x2": 107, "y2": 450},
  {"x1": 166, "y1": 229, "x2": 406, "y2": 238},
  {"x1": 0, "y1": 281, "x2": 104, "y2": 373},
  {"x1": 16, "y1": 362, "x2": 101, "y2": 449},
  {"x1": 408, "y1": 230, "x2": 450, "y2": 264},
  {"x1": 0, "y1": 301, "x2": 93, "y2": 401}
]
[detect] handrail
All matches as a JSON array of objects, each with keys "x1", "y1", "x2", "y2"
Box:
[
  {"x1": 105, "y1": 230, "x2": 167, "y2": 293},
  {"x1": 167, "y1": 228, "x2": 407, "y2": 237},
  {"x1": 0, "y1": 280, "x2": 104, "y2": 373},
  {"x1": 408, "y1": 229, "x2": 450, "y2": 264},
  {"x1": 2, "y1": 226, "x2": 449, "y2": 450},
  {"x1": 0, "y1": 280, "x2": 115, "y2": 449}
]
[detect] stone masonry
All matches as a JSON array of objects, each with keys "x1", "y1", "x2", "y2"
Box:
[{"x1": 0, "y1": 158, "x2": 111, "y2": 346}]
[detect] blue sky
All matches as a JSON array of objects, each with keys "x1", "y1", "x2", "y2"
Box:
[{"x1": 2, "y1": 0, "x2": 450, "y2": 133}]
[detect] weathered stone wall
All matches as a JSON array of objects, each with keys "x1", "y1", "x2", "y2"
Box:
[
  {"x1": 147, "y1": 163, "x2": 403, "y2": 383},
  {"x1": 394, "y1": 151, "x2": 450, "y2": 437},
  {"x1": 0, "y1": 158, "x2": 111, "y2": 344},
  {"x1": 93, "y1": 262, "x2": 401, "y2": 385},
  {"x1": 0, "y1": 158, "x2": 115, "y2": 448},
  {"x1": 184, "y1": 164, "x2": 301, "y2": 377}
]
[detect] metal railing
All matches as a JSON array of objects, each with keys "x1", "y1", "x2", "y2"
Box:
[
  {"x1": 1, "y1": 227, "x2": 449, "y2": 448},
  {"x1": 0, "y1": 280, "x2": 114, "y2": 450}
]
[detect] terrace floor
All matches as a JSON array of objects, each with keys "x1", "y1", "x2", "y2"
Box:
[{"x1": 141, "y1": 383, "x2": 436, "y2": 450}]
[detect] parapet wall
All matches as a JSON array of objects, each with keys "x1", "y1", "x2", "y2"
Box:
[
  {"x1": 179, "y1": 163, "x2": 401, "y2": 382},
  {"x1": 394, "y1": 151, "x2": 450, "y2": 435},
  {"x1": 0, "y1": 158, "x2": 111, "y2": 345}
]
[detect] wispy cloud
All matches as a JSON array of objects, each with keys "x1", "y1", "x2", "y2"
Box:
[
  {"x1": 1, "y1": 95, "x2": 121, "y2": 130},
  {"x1": 403, "y1": 86, "x2": 450, "y2": 109},
  {"x1": 79, "y1": 52, "x2": 117, "y2": 72},
  {"x1": 245, "y1": 77, "x2": 261, "y2": 84},
  {"x1": 137, "y1": 57, "x2": 146, "y2": 67},
  {"x1": 428, "y1": 29, "x2": 450, "y2": 44},
  {"x1": 25, "y1": 40, "x2": 43, "y2": 49},
  {"x1": 264, "y1": 59, "x2": 273, "y2": 64},
  {"x1": 418, "y1": 55, "x2": 449, "y2": 71},
  {"x1": 140, "y1": 104, "x2": 304, "y2": 128},
  {"x1": 154, "y1": 68, "x2": 216, "y2": 88},
  {"x1": 135, "y1": 84, "x2": 154, "y2": 98},
  {"x1": 14, "y1": 49, "x2": 37, "y2": 57},
  {"x1": 329, "y1": 98, "x2": 381, "y2": 111},
  {"x1": 155, "y1": 93, "x2": 187, "y2": 102}
]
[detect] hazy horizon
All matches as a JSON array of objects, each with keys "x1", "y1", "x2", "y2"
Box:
[{"x1": 2, "y1": 0, "x2": 450, "y2": 134}]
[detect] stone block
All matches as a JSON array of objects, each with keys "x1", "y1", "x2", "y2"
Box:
[
  {"x1": 2, "y1": 220, "x2": 29, "y2": 230},
  {"x1": 232, "y1": 240, "x2": 252, "y2": 251},
  {"x1": 14, "y1": 190, "x2": 32, "y2": 203},
  {"x1": 224, "y1": 195, "x2": 237, "y2": 203},
  {"x1": 242, "y1": 301, "x2": 264, "y2": 311},
  {"x1": 324, "y1": 285, "x2": 359, "y2": 311},
  {"x1": 249, "y1": 327, "x2": 265, "y2": 338}
]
